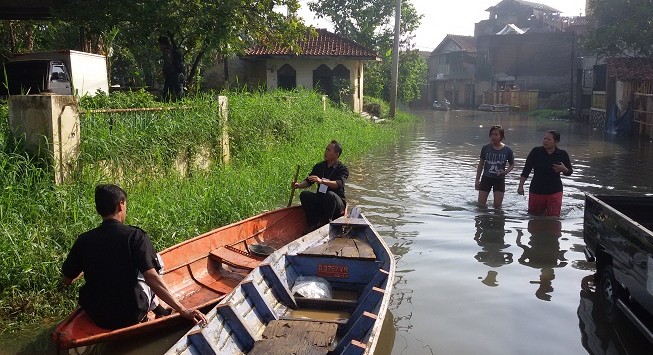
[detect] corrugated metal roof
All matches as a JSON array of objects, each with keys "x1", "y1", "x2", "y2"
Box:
[
  {"x1": 607, "y1": 57, "x2": 653, "y2": 81},
  {"x1": 244, "y1": 29, "x2": 379, "y2": 60}
]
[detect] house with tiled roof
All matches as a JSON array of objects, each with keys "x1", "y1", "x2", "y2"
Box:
[
  {"x1": 428, "y1": 35, "x2": 477, "y2": 108},
  {"x1": 236, "y1": 29, "x2": 379, "y2": 113}
]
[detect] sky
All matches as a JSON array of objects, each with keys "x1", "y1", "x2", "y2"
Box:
[{"x1": 297, "y1": 0, "x2": 587, "y2": 52}]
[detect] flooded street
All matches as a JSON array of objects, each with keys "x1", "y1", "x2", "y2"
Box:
[
  {"x1": 346, "y1": 109, "x2": 653, "y2": 354},
  {"x1": 4, "y1": 109, "x2": 653, "y2": 355}
]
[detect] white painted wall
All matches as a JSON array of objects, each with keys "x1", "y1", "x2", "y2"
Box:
[{"x1": 264, "y1": 58, "x2": 365, "y2": 112}]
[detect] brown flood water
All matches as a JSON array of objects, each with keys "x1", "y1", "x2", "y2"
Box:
[{"x1": 3, "y1": 109, "x2": 653, "y2": 354}]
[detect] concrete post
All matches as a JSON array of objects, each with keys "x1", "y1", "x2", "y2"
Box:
[
  {"x1": 8, "y1": 95, "x2": 80, "y2": 185},
  {"x1": 218, "y1": 95, "x2": 230, "y2": 164}
]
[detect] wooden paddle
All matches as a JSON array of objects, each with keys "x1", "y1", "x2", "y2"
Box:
[{"x1": 287, "y1": 164, "x2": 301, "y2": 207}]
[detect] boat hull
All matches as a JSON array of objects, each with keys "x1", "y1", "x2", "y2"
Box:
[
  {"x1": 52, "y1": 206, "x2": 307, "y2": 350},
  {"x1": 167, "y1": 213, "x2": 395, "y2": 355}
]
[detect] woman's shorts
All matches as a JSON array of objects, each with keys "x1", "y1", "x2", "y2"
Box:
[
  {"x1": 479, "y1": 176, "x2": 505, "y2": 193},
  {"x1": 528, "y1": 192, "x2": 563, "y2": 217}
]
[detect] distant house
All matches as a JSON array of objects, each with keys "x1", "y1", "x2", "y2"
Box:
[
  {"x1": 472, "y1": 0, "x2": 575, "y2": 108},
  {"x1": 587, "y1": 58, "x2": 653, "y2": 138},
  {"x1": 236, "y1": 29, "x2": 379, "y2": 113},
  {"x1": 428, "y1": 35, "x2": 477, "y2": 108}
]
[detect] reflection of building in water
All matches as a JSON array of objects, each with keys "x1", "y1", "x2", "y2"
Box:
[
  {"x1": 474, "y1": 214, "x2": 512, "y2": 287},
  {"x1": 578, "y1": 275, "x2": 653, "y2": 354},
  {"x1": 517, "y1": 219, "x2": 566, "y2": 301}
]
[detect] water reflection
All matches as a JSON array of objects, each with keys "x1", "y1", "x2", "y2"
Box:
[
  {"x1": 474, "y1": 213, "x2": 513, "y2": 288},
  {"x1": 517, "y1": 218, "x2": 567, "y2": 301},
  {"x1": 474, "y1": 213, "x2": 513, "y2": 268},
  {"x1": 578, "y1": 275, "x2": 653, "y2": 354}
]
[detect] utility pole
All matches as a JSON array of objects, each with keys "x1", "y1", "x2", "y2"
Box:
[{"x1": 389, "y1": 0, "x2": 401, "y2": 118}]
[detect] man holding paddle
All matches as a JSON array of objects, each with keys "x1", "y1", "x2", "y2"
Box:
[{"x1": 293, "y1": 140, "x2": 349, "y2": 231}]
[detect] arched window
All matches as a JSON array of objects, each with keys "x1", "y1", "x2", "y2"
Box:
[
  {"x1": 277, "y1": 64, "x2": 296, "y2": 90},
  {"x1": 313, "y1": 64, "x2": 333, "y2": 95}
]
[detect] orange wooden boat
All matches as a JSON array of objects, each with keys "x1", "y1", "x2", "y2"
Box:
[{"x1": 51, "y1": 206, "x2": 307, "y2": 350}]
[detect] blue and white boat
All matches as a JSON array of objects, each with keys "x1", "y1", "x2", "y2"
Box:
[{"x1": 166, "y1": 210, "x2": 395, "y2": 355}]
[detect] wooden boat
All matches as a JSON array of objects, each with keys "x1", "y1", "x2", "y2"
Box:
[
  {"x1": 166, "y1": 211, "x2": 395, "y2": 355},
  {"x1": 51, "y1": 206, "x2": 308, "y2": 350}
]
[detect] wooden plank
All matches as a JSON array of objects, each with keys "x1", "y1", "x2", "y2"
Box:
[
  {"x1": 241, "y1": 280, "x2": 277, "y2": 324},
  {"x1": 187, "y1": 329, "x2": 219, "y2": 355},
  {"x1": 260, "y1": 263, "x2": 297, "y2": 309},
  {"x1": 330, "y1": 217, "x2": 370, "y2": 226},
  {"x1": 294, "y1": 296, "x2": 358, "y2": 313},
  {"x1": 209, "y1": 246, "x2": 262, "y2": 271},
  {"x1": 279, "y1": 315, "x2": 347, "y2": 327},
  {"x1": 352, "y1": 238, "x2": 376, "y2": 259},
  {"x1": 300, "y1": 237, "x2": 376, "y2": 259},
  {"x1": 249, "y1": 320, "x2": 337, "y2": 355},
  {"x1": 215, "y1": 304, "x2": 256, "y2": 352},
  {"x1": 187, "y1": 259, "x2": 241, "y2": 294},
  {"x1": 334, "y1": 312, "x2": 377, "y2": 354}
]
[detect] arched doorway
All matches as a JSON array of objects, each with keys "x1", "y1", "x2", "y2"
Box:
[{"x1": 277, "y1": 64, "x2": 296, "y2": 90}]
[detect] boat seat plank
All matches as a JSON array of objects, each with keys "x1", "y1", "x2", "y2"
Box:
[
  {"x1": 187, "y1": 260, "x2": 241, "y2": 295},
  {"x1": 249, "y1": 320, "x2": 338, "y2": 355},
  {"x1": 294, "y1": 296, "x2": 358, "y2": 313},
  {"x1": 299, "y1": 237, "x2": 376, "y2": 260},
  {"x1": 209, "y1": 246, "x2": 263, "y2": 271}
]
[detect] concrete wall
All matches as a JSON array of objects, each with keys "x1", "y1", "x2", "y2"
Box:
[
  {"x1": 8, "y1": 94, "x2": 80, "y2": 184},
  {"x1": 475, "y1": 32, "x2": 573, "y2": 95}
]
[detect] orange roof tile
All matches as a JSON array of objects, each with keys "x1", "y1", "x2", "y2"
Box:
[{"x1": 244, "y1": 29, "x2": 379, "y2": 60}]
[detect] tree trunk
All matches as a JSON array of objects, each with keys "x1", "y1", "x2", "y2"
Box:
[{"x1": 187, "y1": 49, "x2": 206, "y2": 86}]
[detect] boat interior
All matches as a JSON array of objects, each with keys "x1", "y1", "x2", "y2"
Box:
[{"x1": 177, "y1": 218, "x2": 393, "y2": 355}]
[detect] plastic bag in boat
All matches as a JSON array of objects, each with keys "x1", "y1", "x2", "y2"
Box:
[{"x1": 291, "y1": 276, "x2": 333, "y2": 299}]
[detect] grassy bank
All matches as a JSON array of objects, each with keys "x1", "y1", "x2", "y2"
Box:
[{"x1": 0, "y1": 89, "x2": 416, "y2": 333}]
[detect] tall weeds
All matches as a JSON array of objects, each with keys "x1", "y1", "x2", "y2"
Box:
[{"x1": 0, "y1": 89, "x2": 416, "y2": 332}]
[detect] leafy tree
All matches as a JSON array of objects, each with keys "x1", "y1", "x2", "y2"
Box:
[
  {"x1": 584, "y1": 0, "x2": 653, "y2": 57},
  {"x1": 308, "y1": 0, "x2": 426, "y2": 103},
  {"x1": 366, "y1": 49, "x2": 427, "y2": 102},
  {"x1": 54, "y1": 0, "x2": 308, "y2": 86}
]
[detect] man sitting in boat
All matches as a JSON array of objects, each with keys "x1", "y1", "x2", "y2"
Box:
[
  {"x1": 60, "y1": 184, "x2": 207, "y2": 329},
  {"x1": 293, "y1": 140, "x2": 349, "y2": 231}
]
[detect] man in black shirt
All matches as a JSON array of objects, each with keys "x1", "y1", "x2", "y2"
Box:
[
  {"x1": 293, "y1": 140, "x2": 349, "y2": 230},
  {"x1": 61, "y1": 184, "x2": 206, "y2": 329}
]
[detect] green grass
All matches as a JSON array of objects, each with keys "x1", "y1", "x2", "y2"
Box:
[{"x1": 0, "y1": 89, "x2": 417, "y2": 333}]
